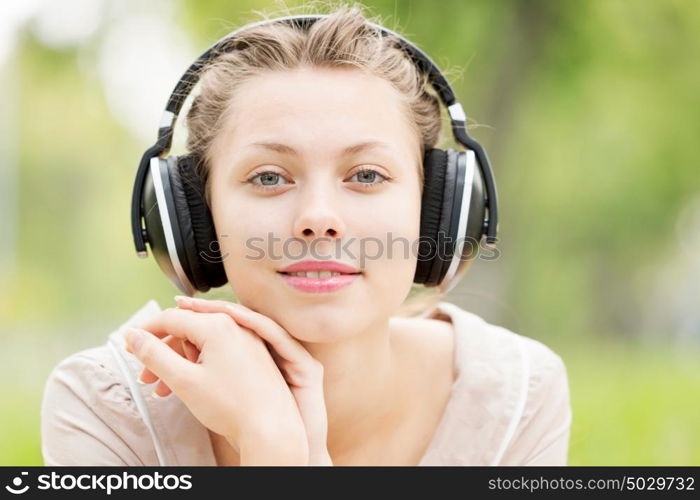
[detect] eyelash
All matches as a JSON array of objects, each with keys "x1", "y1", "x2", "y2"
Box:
[{"x1": 245, "y1": 167, "x2": 391, "y2": 191}]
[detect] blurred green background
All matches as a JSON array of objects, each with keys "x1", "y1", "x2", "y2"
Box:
[{"x1": 1, "y1": 0, "x2": 699, "y2": 465}]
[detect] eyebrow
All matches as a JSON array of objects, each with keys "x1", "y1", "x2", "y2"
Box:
[{"x1": 246, "y1": 140, "x2": 392, "y2": 157}]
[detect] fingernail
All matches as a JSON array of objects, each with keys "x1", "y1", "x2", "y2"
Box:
[
  {"x1": 126, "y1": 328, "x2": 144, "y2": 353},
  {"x1": 226, "y1": 303, "x2": 247, "y2": 313},
  {"x1": 137, "y1": 374, "x2": 149, "y2": 385},
  {"x1": 152, "y1": 391, "x2": 168, "y2": 399},
  {"x1": 174, "y1": 295, "x2": 193, "y2": 306}
]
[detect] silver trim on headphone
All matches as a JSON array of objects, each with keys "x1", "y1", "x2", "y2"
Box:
[
  {"x1": 448, "y1": 103, "x2": 466, "y2": 122},
  {"x1": 441, "y1": 150, "x2": 476, "y2": 294},
  {"x1": 149, "y1": 157, "x2": 196, "y2": 296},
  {"x1": 159, "y1": 110, "x2": 175, "y2": 128}
]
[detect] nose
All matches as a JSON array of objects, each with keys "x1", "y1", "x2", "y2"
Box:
[{"x1": 292, "y1": 183, "x2": 346, "y2": 241}]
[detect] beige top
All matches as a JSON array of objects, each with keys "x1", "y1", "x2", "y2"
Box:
[{"x1": 40, "y1": 300, "x2": 572, "y2": 466}]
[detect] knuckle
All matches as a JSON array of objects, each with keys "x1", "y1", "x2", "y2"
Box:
[
  {"x1": 158, "y1": 307, "x2": 182, "y2": 323},
  {"x1": 232, "y1": 326, "x2": 253, "y2": 344},
  {"x1": 138, "y1": 339, "x2": 156, "y2": 365},
  {"x1": 210, "y1": 312, "x2": 234, "y2": 330},
  {"x1": 306, "y1": 359, "x2": 324, "y2": 380},
  {"x1": 289, "y1": 358, "x2": 323, "y2": 385}
]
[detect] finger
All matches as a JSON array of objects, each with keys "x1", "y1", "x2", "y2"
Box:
[
  {"x1": 267, "y1": 343, "x2": 288, "y2": 379},
  {"x1": 175, "y1": 296, "x2": 311, "y2": 365},
  {"x1": 268, "y1": 342, "x2": 320, "y2": 389},
  {"x1": 125, "y1": 327, "x2": 199, "y2": 394},
  {"x1": 138, "y1": 368, "x2": 159, "y2": 385},
  {"x1": 149, "y1": 340, "x2": 198, "y2": 396},
  {"x1": 138, "y1": 334, "x2": 187, "y2": 384},
  {"x1": 153, "y1": 379, "x2": 172, "y2": 398},
  {"x1": 182, "y1": 339, "x2": 200, "y2": 363},
  {"x1": 137, "y1": 308, "x2": 213, "y2": 350}
]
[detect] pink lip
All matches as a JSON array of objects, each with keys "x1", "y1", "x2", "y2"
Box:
[
  {"x1": 278, "y1": 272, "x2": 360, "y2": 293},
  {"x1": 277, "y1": 260, "x2": 362, "y2": 294},
  {"x1": 279, "y1": 260, "x2": 361, "y2": 274}
]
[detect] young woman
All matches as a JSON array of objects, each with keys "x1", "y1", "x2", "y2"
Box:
[{"x1": 41, "y1": 4, "x2": 572, "y2": 466}]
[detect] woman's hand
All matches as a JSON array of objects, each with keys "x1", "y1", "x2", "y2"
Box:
[
  {"x1": 137, "y1": 296, "x2": 333, "y2": 466},
  {"x1": 124, "y1": 305, "x2": 309, "y2": 465}
]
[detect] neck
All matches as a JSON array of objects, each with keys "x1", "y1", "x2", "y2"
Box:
[{"x1": 300, "y1": 316, "x2": 401, "y2": 457}]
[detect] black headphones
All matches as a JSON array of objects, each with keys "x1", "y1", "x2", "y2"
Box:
[{"x1": 131, "y1": 14, "x2": 499, "y2": 296}]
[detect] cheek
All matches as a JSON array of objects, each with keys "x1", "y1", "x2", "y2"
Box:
[
  {"x1": 353, "y1": 184, "x2": 421, "y2": 306},
  {"x1": 357, "y1": 183, "x2": 422, "y2": 263},
  {"x1": 209, "y1": 192, "x2": 288, "y2": 280}
]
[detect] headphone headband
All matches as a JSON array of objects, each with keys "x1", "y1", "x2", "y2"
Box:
[
  {"x1": 161, "y1": 15, "x2": 457, "y2": 131},
  {"x1": 132, "y1": 14, "x2": 499, "y2": 258}
]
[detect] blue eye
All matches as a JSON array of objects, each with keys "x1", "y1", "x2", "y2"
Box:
[
  {"x1": 247, "y1": 171, "x2": 292, "y2": 190},
  {"x1": 348, "y1": 168, "x2": 390, "y2": 188}
]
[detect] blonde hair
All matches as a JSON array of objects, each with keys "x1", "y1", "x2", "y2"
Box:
[{"x1": 188, "y1": 2, "x2": 450, "y2": 317}]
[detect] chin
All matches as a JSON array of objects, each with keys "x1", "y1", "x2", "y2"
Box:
[{"x1": 279, "y1": 309, "x2": 362, "y2": 344}]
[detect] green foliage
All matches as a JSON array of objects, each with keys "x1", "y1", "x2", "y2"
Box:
[{"x1": 563, "y1": 339, "x2": 700, "y2": 465}]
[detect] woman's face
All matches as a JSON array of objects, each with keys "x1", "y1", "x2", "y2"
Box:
[{"x1": 207, "y1": 66, "x2": 422, "y2": 342}]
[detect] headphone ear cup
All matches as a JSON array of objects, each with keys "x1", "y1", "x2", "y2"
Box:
[
  {"x1": 141, "y1": 157, "x2": 182, "y2": 290},
  {"x1": 166, "y1": 155, "x2": 207, "y2": 292},
  {"x1": 141, "y1": 155, "x2": 200, "y2": 295},
  {"x1": 428, "y1": 149, "x2": 459, "y2": 287},
  {"x1": 437, "y1": 150, "x2": 488, "y2": 292},
  {"x1": 416, "y1": 148, "x2": 489, "y2": 290},
  {"x1": 435, "y1": 149, "x2": 467, "y2": 287},
  {"x1": 171, "y1": 154, "x2": 228, "y2": 292},
  {"x1": 414, "y1": 148, "x2": 448, "y2": 285}
]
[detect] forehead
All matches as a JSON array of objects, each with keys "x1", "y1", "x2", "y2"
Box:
[{"x1": 216, "y1": 66, "x2": 417, "y2": 151}]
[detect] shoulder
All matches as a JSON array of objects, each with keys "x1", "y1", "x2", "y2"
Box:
[
  {"x1": 41, "y1": 300, "x2": 164, "y2": 465},
  {"x1": 427, "y1": 301, "x2": 568, "y2": 388},
  {"x1": 421, "y1": 301, "x2": 572, "y2": 465},
  {"x1": 43, "y1": 299, "x2": 163, "y2": 410},
  {"x1": 43, "y1": 344, "x2": 140, "y2": 419},
  {"x1": 440, "y1": 301, "x2": 567, "y2": 386},
  {"x1": 393, "y1": 301, "x2": 568, "y2": 387}
]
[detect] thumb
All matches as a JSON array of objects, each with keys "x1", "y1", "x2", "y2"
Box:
[{"x1": 125, "y1": 327, "x2": 197, "y2": 393}]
